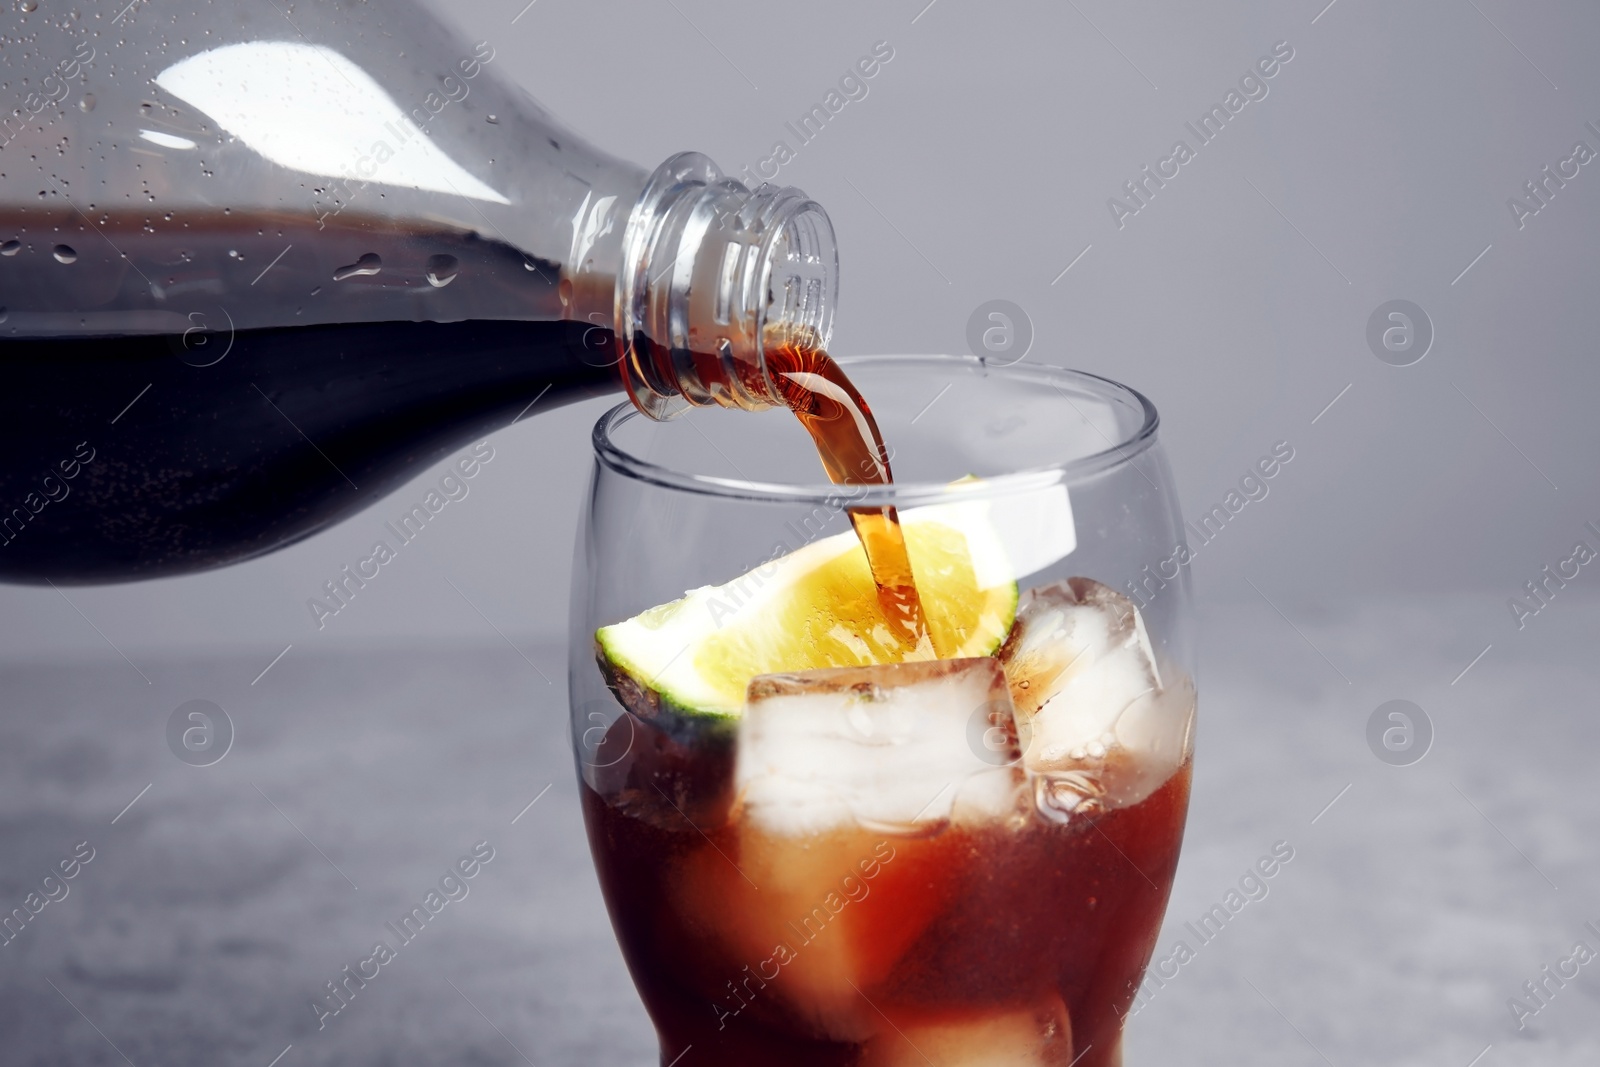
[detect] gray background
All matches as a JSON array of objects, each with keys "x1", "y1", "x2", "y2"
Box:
[
  {"x1": 3, "y1": 1, "x2": 1598, "y2": 1064},
  {"x1": 6, "y1": 0, "x2": 1599, "y2": 653}
]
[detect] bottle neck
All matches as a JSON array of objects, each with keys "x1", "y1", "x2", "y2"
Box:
[{"x1": 612, "y1": 153, "x2": 837, "y2": 420}]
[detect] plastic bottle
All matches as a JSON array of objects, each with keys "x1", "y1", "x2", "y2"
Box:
[{"x1": 0, "y1": 0, "x2": 836, "y2": 582}]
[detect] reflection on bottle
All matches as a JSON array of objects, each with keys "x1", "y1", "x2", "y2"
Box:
[{"x1": 157, "y1": 42, "x2": 510, "y2": 204}]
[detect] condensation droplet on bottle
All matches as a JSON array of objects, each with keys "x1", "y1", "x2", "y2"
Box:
[
  {"x1": 424, "y1": 253, "x2": 458, "y2": 288},
  {"x1": 0, "y1": 240, "x2": 20, "y2": 256},
  {"x1": 485, "y1": 114, "x2": 498, "y2": 124},
  {"x1": 52, "y1": 244, "x2": 77, "y2": 264},
  {"x1": 78, "y1": 93, "x2": 95, "y2": 112},
  {"x1": 332, "y1": 252, "x2": 381, "y2": 281},
  {"x1": 18, "y1": 0, "x2": 37, "y2": 12}
]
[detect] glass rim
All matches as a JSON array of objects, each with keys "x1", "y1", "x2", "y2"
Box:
[{"x1": 591, "y1": 354, "x2": 1161, "y2": 507}]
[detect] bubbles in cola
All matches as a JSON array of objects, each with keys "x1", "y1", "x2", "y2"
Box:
[{"x1": 998, "y1": 578, "x2": 1194, "y2": 822}]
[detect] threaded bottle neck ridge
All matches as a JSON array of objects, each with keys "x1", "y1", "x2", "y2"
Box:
[{"x1": 616, "y1": 152, "x2": 837, "y2": 420}]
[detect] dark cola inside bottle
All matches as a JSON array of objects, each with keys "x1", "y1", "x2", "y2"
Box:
[
  {"x1": 0, "y1": 2, "x2": 837, "y2": 583},
  {"x1": 1, "y1": 212, "x2": 619, "y2": 581}
]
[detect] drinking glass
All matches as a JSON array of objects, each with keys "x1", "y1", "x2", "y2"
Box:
[{"x1": 569, "y1": 355, "x2": 1195, "y2": 1066}]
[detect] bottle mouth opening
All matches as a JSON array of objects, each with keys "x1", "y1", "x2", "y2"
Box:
[
  {"x1": 615, "y1": 152, "x2": 837, "y2": 421},
  {"x1": 751, "y1": 194, "x2": 835, "y2": 394},
  {"x1": 593, "y1": 355, "x2": 1162, "y2": 507}
]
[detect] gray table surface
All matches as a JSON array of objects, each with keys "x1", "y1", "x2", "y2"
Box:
[{"x1": 2, "y1": 597, "x2": 1596, "y2": 1066}]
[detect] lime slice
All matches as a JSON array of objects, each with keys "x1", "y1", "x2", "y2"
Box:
[{"x1": 596, "y1": 500, "x2": 1019, "y2": 719}]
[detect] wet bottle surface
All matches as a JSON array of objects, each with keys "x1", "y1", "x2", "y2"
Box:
[
  {"x1": 0, "y1": 1, "x2": 840, "y2": 584},
  {"x1": 0, "y1": 207, "x2": 624, "y2": 581}
]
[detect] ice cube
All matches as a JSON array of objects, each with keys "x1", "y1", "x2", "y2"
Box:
[
  {"x1": 859, "y1": 997, "x2": 1074, "y2": 1066},
  {"x1": 715, "y1": 659, "x2": 1022, "y2": 1039},
  {"x1": 999, "y1": 578, "x2": 1193, "y2": 817},
  {"x1": 735, "y1": 658, "x2": 1022, "y2": 837}
]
